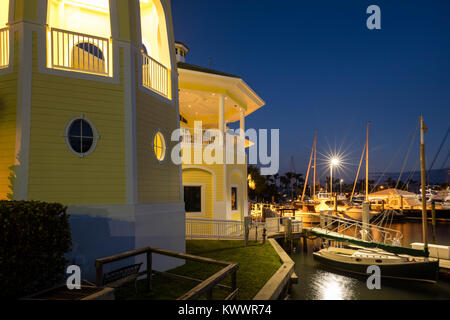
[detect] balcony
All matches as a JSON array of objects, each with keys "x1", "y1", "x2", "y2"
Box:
[
  {"x1": 49, "y1": 28, "x2": 111, "y2": 76},
  {"x1": 142, "y1": 51, "x2": 169, "y2": 98},
  {"x1": 0, "y1": 27, "x2": 9, "y2": 69}
]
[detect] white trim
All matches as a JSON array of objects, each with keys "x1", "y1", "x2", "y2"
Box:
[
  {"x1": 184, "y1": 182, "x2": 206, "y2": 218},
  {"x1": 67, "y1": 201, "x2": 185, "y2": 220},
  {"x1": 179, "y1": 68, "x2": 265, "y2": 107},
  {"x1": 109, "y1": 0, "x2": 119, "y2": 40},
  {"x1": 37, "y1": 0, "x2": 48, "y2": 25},
  {"x1": 224, "y1": 164, "x2": 228, "y2": 219},
  {"x1": 13, "y1": 22, "x2": 32, "y2": 201},
  {"x1": 122, "y1": 42, "x2": 138, "y2": 205},
  {"x1": 137, "y1": 80, "x2": 175, "y2": 105},
  {"x1": 182, "y1": 166, "x2": 216, "y2": 218},
  {"x1": 36, "y1": 0, "x2": 120, "y2": 84},
  {"x1": 8, "y1": 0, "x2": 14, "y2": 26},
  {"x1": 63, "y1": 115, "x2": 100, "y2": 158},
  {"x1": 152, "y1": 130, "x2": 167, "y2": 163}
]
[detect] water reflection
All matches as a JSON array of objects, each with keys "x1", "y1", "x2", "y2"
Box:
[
  {"x1": 312, "y1": 270, "x2": 356, "y2": 300},
  {"x1": 290, "y1": 221, "x2": 450, "y2": 300}
]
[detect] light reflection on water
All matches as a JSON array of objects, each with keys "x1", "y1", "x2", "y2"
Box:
[
  {"x1": 312, "y1": 270, "x2": 356, "y2": 300},
  {"x1": 289, "y1": 221, "x2": 450, "y2": 300}
]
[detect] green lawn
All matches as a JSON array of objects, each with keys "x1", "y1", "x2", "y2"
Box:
[{"x1": 115, "y1": 240, "x2": 282, "y2": 300}]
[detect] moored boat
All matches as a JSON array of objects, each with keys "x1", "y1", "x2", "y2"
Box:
[{"x1": 313, "y1": 246, "x2": 439, "y2": 283}]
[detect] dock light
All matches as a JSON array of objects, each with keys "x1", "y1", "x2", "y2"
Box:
[
  {"x1": 329, "y1": 157, "x2": 341, "y2": 195},
  {"x1": 331, "y1": 157, "x2": 341, "y2": 167}
]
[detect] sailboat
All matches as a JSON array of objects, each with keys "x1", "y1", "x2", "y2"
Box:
[
  {"x1": 313, "y1": 246, "x2": 439, "y2": 283},
  {"x1": 313, "y1": 119, "x2": 440, "y2": 283}
]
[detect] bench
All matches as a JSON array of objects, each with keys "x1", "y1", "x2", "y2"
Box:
[{"x1": 102, "y1": 263, "x2": 143, "y2": 290}]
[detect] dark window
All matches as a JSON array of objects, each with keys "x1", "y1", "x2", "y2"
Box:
[
  {"x1": 375, "y1": 259, "x2": 383, "y2": 263},
  {"x1": 184, "y1": 186, "x2": 202, "y2": 213},
  {"x1": 76, "y1": 42, "x2": 104, "y2": 60},
  {"x1": 68, "y1": 119, "x2": 95, "y2": 154},
  {"x1": 231, "y1": 187, "x2": 238, "y2": 211}
]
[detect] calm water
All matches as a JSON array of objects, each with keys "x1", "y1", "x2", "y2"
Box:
[{"x1": 290, "y1": 221, "x2": 450, "y2": 300}]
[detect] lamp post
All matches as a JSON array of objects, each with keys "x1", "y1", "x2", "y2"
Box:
[
  {"x1": 330, "y1": 157, "x2": 340, "y2": 196},
  {"x1": 340, "y1": 179, "x2": 344, "y2": 195}
]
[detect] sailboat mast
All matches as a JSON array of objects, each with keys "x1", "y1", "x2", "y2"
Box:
[
  {"x1": 313, "y1": 131, "x2": 317, "y2": 201},
  {"x1": 350, "y1": 144, "x2": 365, "y2": 203},
  {"x1": 366, "y1": 122, "x2": 370, "y2": 202},
  {"x1": 420, "y1": 116, "x2": 428, "y2": 252},
  {"x1": 301, "y1": 132, "x2": 317, "y2": 202}
]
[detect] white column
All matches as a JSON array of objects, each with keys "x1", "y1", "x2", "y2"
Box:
[
  {"x1": 239, "y1": 108, "x2": 245, "y2": 139},
  {"x1": 218, "y1": 94, "x2": 225, "y2": 136}
]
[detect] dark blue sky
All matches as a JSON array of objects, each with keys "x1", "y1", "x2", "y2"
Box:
[{"x1": 171, "y1": 0, "x2": 450, "y2": 179}]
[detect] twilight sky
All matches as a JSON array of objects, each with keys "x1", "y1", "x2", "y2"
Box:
[{"x1": 171, "y1": 0, "x2": 450, "y2": 180}]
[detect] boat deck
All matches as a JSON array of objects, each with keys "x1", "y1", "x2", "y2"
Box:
[{"x1": 440, "y1": 259, "x2": 450, "y2": 270}]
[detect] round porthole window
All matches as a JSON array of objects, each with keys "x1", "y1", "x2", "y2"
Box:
[
  {"x1": 153, "y1": 131, "x2": 166, "y2": 162},
  {"x1": 65, "y1": 116, "x2": 98, "y2": 157}
]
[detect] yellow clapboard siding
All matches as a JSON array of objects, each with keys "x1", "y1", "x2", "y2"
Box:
[
  {"x1": 27, "y1": 33, "x2": 127, "y2": 205},
  {"x1": 135, "y1": 67, "x2": 181, "y2": 203},
  {"x1": 0, "y1": 34, "x2": 18, "y2": 200},
  {"x1": 183, "y1": 168, "x2": 213, "y2": 219},
  {"x1": 31, "y1": 84, "x2": 123, "y2": 101},
  {"x1": 181, "y1": 146, "x2": 225, "y2": 201}
]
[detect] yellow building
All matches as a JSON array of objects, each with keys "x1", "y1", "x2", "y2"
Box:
[
  {"x1": 176, "y1": 43, "x2": 265, "y2": 222},
  {"x1": 0, "y1": 0, "x2": 184, "y2": 278}
]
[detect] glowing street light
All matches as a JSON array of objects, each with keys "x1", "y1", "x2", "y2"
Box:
[{"x1": 329, "y1": 157, "x2": 341, "y2": 195}]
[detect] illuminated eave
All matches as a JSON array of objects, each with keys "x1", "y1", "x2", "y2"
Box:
[{"x1": 178, "y1": 65, "x2": 265, "y2": 123}]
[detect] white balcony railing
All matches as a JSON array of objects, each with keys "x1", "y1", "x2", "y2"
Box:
[
  {"x1": 180, "y1": 127, "x2": 219, "y2": 145},
  {"x1": 50, "y1": 28, "x2": 110, "y2": 76},
  {"x1": 0, "y1": 27, "x2": 9, "y2": 69},
  {"x1": 186, "y1": 218, "x2": 245, "y2": 240},
  {"x1": 142, "y1": 51, "x2": 169, "y2": 98}
]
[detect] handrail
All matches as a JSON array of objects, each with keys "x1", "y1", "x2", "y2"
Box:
[
  {"x1": 142, "y1": 50, "x2": 169, "y2": 98},
  {"x1": 312, "y1": 213, "x2": 403, "y2": 245},
  {"x1": 49, "y1": 27, "x2": 110, "y2": 76},
  {"x1": 95, "y1": 245, "x2": 239, "y2": 300},
  {"x1": 0, "y1": 27, "x2": 9, "y2": 69},
  {"x1": 186, "y1": 218, "x2": 245, "y2": 240}
]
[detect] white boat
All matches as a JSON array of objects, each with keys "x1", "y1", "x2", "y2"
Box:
[
  {"x1": 314, "y1": 199, "x2": 377, "y2": 222},
  {"x1": 313, "y1": 246, "x2": 439, "y2": 283}
]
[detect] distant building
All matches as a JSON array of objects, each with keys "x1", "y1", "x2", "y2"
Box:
[{"x1": 368, "y1": 189, "x2": 421, "y2": 210}]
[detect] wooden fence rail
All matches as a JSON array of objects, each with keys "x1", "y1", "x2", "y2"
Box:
[{"x1": 95, "y1": 246, "x2": 239, "y2": 300}]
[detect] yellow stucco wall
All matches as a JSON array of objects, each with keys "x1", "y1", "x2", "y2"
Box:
[
  {"x1": 27, "y1": 32, "x2": 127, "y2": 205},
  {"x1": 182, "y1": 168, "x2": 213, "y2": 219},
  {"x1": 0, "y1": 32, "x2": 17, "y2": 200}
]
